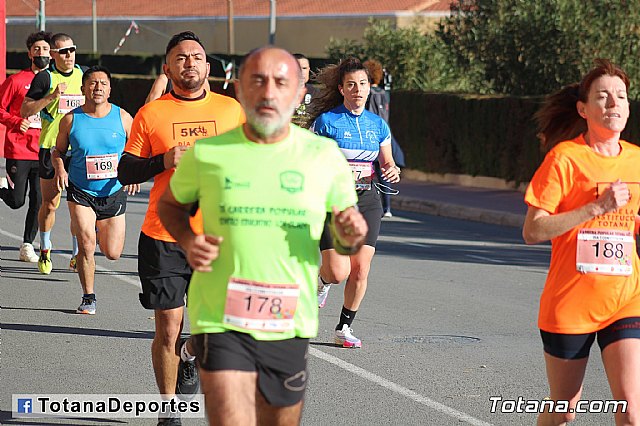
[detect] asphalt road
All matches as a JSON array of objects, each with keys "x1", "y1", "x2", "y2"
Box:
[{"x1": 0, "y1": 183, "x2": 620, "y2": 425}]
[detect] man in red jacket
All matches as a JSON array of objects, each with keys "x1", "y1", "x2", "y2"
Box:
[{"x1": 0, "y1": 31, "x2": 52, "y2": 262}]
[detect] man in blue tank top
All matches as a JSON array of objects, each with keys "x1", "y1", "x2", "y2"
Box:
[{"x1": 51, "y1": 65, "x2": 138, "y2": 315}]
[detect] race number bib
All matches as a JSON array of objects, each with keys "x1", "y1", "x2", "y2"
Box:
[
  {"x1": 223, "y1": 278, "x2": 299, "y2": 332},
  {"x1": 86, "y1": 153, "x2": 118, "y2": 180},
  {"x1": 348, "y1": 161, "x2": 373, "y2": 191},
  {"x1": 576, "y1": 229, "x2": 634, "y2": 276},
  {"x1": 58, "y1": 94, "x2": 85, "y2": 114},
  {"x1": 28, "y1": 114, "x2": 41, "y2": 129}
]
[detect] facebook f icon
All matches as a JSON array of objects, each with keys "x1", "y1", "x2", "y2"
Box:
[{"x1": 17, "y1": 398, "x2": 32, "y2": 413}]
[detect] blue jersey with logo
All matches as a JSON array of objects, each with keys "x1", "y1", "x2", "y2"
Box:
[
  {"x1": 68, "y1": 105, "x2": 126, "y2": 197},
  {"x1": 311, "y1": 104, "x2": 391, "y2": 163}
]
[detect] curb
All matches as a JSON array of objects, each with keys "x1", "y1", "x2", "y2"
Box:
[{"x1": 392, "y1": 196, "x2": 525, "y2": 228}]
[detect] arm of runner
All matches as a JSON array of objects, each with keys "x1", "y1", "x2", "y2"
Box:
[
  {"x1": 330, "y1": 205, "x2": 368, "y2": 255},
  {"x1": 21, "y1": 82, "x2": 66, "y2": 118},
  {"x1": 52, "y1": 113, "x2": 73, "y2": 191},
  {"x1": 117, "y1": 152, "x2": 166, "y2": 185},
  {"x1": 523, "y1": 180, "x2": 630, "y2": 244},
  {"x1": 158, "y1": 188, "x2": 222, "y2": 272},
  {"x1": 117, "y1": 108, "x2": 140, "y2": 195},
  {"x1": 0, "y1": 77, "x2": 27, "y2": 131},
  {"x1": 164, "y1": 145, "x2": 189, "y2": 169},
  {"x1": 378, "y1": 143, "x2": 400, "y2": 183},
  {"x1": 144, "y1": 74, "x2": 169, "y2": 105}
]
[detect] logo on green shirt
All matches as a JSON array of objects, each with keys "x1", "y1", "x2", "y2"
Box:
[
  {"x1": 224, "y1": 177, "x2": 251, "y2": 190},
  {"x1": 280, "y1": 171, "x2": 304, "y2": 193}
]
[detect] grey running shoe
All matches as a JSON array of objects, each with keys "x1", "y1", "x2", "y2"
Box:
[{"x1": 76, "y1": 296, "x2": 96, "y2": 315}]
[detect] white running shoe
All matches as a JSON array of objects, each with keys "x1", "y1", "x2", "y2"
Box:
[
  {"x1": 383, "y1": 211, "x2": 393, "y2": 218},
  {"x1": 0, "y1": 176, "x2": 7, "y2": 189},
  {"x1": 317, "y1": 278, "x2": 331, "y2": 308},
  {"x1": 19, "y1": 243, "x2": 39, "y2": 263},
  {"x1": 334, "y1": 324, "x2": 362, "y2": 348}
]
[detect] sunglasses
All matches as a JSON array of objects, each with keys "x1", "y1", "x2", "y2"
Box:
[{"x1": 51, "y1": 45, "x2": 77, "y2": 55}]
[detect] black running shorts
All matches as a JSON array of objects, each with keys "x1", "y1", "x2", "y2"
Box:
[
  {"x1": 540, "y1": 317, "x2": 640, "y2": 359},
  {"x1": 138, "y1": 232, "x2": 192, "y2": 310},
  {"x1": 38, "y1": 148, "x2": 70, "y2": 180},
  {"x1": 319, "y1": 188, "x2": 382, "y2": 250},
  {"x1": 66, "y1": 182, "x2": 127, "y2": 220},
  {"x1": 193, "y1": 332, "x2": 309, "y2": 406}
]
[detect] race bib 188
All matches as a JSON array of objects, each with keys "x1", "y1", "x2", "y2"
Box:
[{"x1": 576, "y1": 228, "x2": 634, "y2": 276}]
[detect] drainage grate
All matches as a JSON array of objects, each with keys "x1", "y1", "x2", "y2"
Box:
[{"x1": 391, "y1": 335, "x2": 481, "y2": 344}]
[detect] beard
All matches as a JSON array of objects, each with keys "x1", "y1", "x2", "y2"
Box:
[
  {"x1": 238, "y1": 90, "x2": 300, "y2": 138},
  {"x1": 172, "y1": 69, "x2": 205, "y2": 92}
]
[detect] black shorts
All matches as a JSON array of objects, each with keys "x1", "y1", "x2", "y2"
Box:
[
  {"x1": 138, "y1": 232, "x2": 192, "y2": 310},
  {"x1": 540, "y1": 317, "x2": 640, "y2": 359},
  {"x1": 66, "y1": 181, "x2": 127, "y2": 220},
  {"x1": 319, "y1": 188, "x2": 382, "y2": 250},
  {"x1": 38, "y1": 148, "x2": 70, "y2": 180},
  {"x1": 193, "y1": 332, "x2": 309, "y2": 407}
]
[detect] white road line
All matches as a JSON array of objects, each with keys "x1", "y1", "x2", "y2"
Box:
[
  {"x1": 465, "y1": 254, "x2": 506, "y2": 264},
  {"x1": 309, "y1": 347, "x2": 493, "y2": 426},
  {"x1": 406, "y1": 242, "x2": 428, "y2": 248},
  {"x1": 0, "y1": 228, "x2": 140, "y2": 288},
  {"x1": 378, "y1": 234, "x2": 535, "y2": 251},
  {"x1": 4, "y1": 228, "x2": 491, "y2": 424}
]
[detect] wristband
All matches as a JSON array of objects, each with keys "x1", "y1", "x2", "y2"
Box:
[{"x1": 332, "y1": 236, "x2": 359, "y2": 255}]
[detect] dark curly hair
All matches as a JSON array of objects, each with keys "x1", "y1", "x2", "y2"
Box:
[
  {"x1": 363, "y1": 59, "x2": 383, "y2": 86},
  {"x1": 26, "y1": 31, "x2": 52, "y2": 50},
  {"x1": 306, "y1": 57, "x2": 370, "y2": 126}
]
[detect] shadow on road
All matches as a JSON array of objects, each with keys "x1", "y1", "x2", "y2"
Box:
[
  {"x1": 3, "y1": 306, "x2": 77, "y2": 315},
  {"x1": 1, "y1": 323, "x2": 154, "y2": 340},
  {"x1": 0, "y1": 410, "x2": 127, "y2": 425}
]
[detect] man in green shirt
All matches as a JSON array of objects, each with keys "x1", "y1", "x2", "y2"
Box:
[{"x1": 158, "y1": 46, "x2": 367, "y2": 425}]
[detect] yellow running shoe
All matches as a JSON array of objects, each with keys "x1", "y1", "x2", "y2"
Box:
[
  {"x1": 69, "y1": 256, "x2": 77, "y2": 272},
  {"x1": 38, "y1": 249, "x2": 52, "y2": 275}
]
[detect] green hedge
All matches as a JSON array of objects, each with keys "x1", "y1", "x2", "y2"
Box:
[{"x1": 390, "y1": 91, "x2": 640, "y2": 184}]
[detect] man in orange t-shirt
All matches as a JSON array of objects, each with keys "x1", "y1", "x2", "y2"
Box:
[{"x1": 118, "y1": 31, "x2": 244, "y2": 425}]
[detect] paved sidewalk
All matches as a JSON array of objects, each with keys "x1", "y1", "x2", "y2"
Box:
[{"x1": 392, "y1": 179, "x2": 527, "y2": 228}]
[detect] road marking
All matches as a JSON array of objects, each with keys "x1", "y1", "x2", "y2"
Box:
[
  {"x1": 406, "y1": 242, "x2": 429, "y2": 248},
  {"x1": 465, "y1": 254, "x2": 506, "y2": 264},
  {"x1": 309, "y1": 347, "x2": 493, "y2": 426},
  {"x1": 378, "y1": 234, "x2": 539, "y2": 251}
]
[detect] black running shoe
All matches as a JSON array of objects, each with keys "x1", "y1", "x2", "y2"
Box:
[
  {"x1": 157, "y1": 416, "x2": 181, "y2": 426},
  {"x1": 176, "y1": 338, "x2": 200, "y2": 399}
]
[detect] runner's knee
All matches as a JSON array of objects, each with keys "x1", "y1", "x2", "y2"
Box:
[
  {"x1": 321, "y1": 263, "x2": 349, "y2": 283},
  {"x1": 154, "y1": 314, "x2": 183, "y2": 348}
]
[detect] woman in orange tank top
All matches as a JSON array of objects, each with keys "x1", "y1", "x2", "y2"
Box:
[{"x1": 523, "y1": 59, "x2": 640, "y2": 425}]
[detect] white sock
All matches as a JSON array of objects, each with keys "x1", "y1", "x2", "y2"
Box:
[{"x1": 180, "y1": 340, "x2": 196, "y2": 362}]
